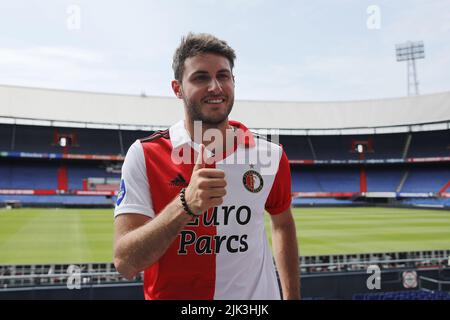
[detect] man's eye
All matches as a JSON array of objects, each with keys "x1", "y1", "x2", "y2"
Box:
[
  {"x1": 218, "y1": 74, "x2": 230, "y2": 80},
  {"x1": 194, "y1": 75, "x2": 209, "y2": 81}
]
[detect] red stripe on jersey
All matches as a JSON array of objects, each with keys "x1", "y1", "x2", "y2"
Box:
[
  {"x1": 140, "y1": 136, "x2": 216, "y2": 300},
  {"x1": 265, "y1": 145, "x2": 292, "y2": 215}
]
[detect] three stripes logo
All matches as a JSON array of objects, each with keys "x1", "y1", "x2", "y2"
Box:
[{"x1": 170, "y1": 173, "x2": 188, "y2": 187}]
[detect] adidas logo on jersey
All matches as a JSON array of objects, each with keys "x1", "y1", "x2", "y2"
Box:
[{"x1": 170, "y1": 173, "x2": 188, "y2": 187}]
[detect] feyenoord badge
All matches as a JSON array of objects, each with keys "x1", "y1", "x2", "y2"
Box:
[
  {"x1": 402, "y1": 271, "x2": 418, "y2": 289},
  {"x1": 242, "y1": 165, "x2": 263, "y2": 193}
]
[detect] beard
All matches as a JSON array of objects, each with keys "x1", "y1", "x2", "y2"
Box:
[{"x1": 184, "y1": 94, "x2": 234, "y2": 126}]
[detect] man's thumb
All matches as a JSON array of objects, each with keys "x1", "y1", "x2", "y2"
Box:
[{"x1": 193, "y1": 144, "x2": 205, "y2": 171}]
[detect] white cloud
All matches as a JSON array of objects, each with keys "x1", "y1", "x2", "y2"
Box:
[
  {"x1": 0, "y1": 1, "x2": 448, "y2": 101},
  {"x1": 0, "y1": 46, "x2": 119, "y2": 92},
  {"x1": 236, "y1": 51, "x2": 407, "y2": 102},
  {"x1": 0, "y1": 46, "x2": 103, "y2": 67}
]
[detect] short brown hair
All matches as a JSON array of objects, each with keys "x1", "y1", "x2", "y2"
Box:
[{"x1": 172, "y1": 33, "x2": 236, "y2": 81}]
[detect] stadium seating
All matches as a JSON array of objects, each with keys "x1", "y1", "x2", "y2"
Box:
[
  {"x1": 0, "y1": 122, "x2": 449, "y2": 208},
  {"x1": 308, "y1": 136, "x2": 359, "y2": 160},
  {"x1": 306, "y1": 133, "x2": 406, "y2": 160},
  {"x1": 353, "y1": 290, "x2": 450, "y2": 300},
  {"x1": 2, "y1": 123, "x2": 449, "y2": 159},
  {"x1": 401, "y1": 166, "x2": 450, "y2": 193},
  {"x1": 292, "y1": 197, "x2": 354, "y2": 205},
  {"x1": 12, "y1": 125, "x2": 57, "y2": 154},
  {"x1": 0, "y1": 195, "x2": 114, "y2": 205},
  {"x1": 279, "y1": 135, "x2": 314, "y2": 159},
  {"x1": 0, "y1": 125, "x2": 13, "y2": 150},
  {"x1": 291, "y1": 167, "x2": 360, "y2": 192},
  {"x1": 366, "y1": 166, "x2": 404, "y2": 192},
  {"x1": 70, "y1": 128, "x2": 123, "y2": 155},
  {"x1": 121, "y1": 130, "x2": 149, "y2": 154},
  {"x1": 292, "y1": 165, "x2": 449, "y2": 194},
  {"x1": 402, "y1": 197, "x2": 450, "y2": 207},
  {"x1": 0, "y1": 160, "x2": 119, "y2": 191},
  {"x1": 291, "y1": 170, "x2": 321, "y2": 192},
  {"x1": 67, "y1": 163, "x2": 120, "y2": 190},
  {"x1": 0, "y1": 124, "x2": 147, "y2": 155},
  {"x1": 408, "y1": 130, "x2": 450, "y2": 158},
  {"x1": 0, "y1": 160, "x2": 58, "y2": 189},
  {"x1": 363, "y1": 133, "x2": 407, "y2": 159},
  {"x1": 282, "y1": 131, "x2": 449, "y2": 160}
]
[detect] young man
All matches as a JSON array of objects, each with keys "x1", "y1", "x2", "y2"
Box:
[{"x1": 114, "y1": 33, "x2": 300, "y2": 300}]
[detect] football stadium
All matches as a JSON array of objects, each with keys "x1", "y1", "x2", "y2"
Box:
[{"x1": 0, "y1": 84, "x2": 449, "y2": 300}]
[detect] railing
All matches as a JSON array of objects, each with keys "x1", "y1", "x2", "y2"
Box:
[
  {"x1": 299, "y1": 249, "x2": 450, "y2": 273},
  {"x1": 1, "y1": 249, "x2": 449, "y2": 289},
  {"x1": 0, "y1": 270, "x2": 142, "y2": 289},
  {"x1": 419, "y1": 276, "x2": 450, "y2": 292}
]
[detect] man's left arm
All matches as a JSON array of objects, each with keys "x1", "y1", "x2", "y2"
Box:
[{"x1": 270, "y1": 208, "x2": 300, "y2": 300}]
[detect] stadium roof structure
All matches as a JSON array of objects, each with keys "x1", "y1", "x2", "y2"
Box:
[{"x1": 0, "y1": 84, "x2": 449, "y2": 135}]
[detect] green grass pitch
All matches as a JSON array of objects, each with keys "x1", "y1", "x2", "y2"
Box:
[{"x1": 0, "y1": 207, "x2": 449, "y2": 264}]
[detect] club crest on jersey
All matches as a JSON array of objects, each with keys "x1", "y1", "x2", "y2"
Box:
[
  {"x1": 242, "y1": 166, "x2": 263, "y2": 193},
  {"x1": 116, "y1": 179, "x2": 126, "y2": 206}
]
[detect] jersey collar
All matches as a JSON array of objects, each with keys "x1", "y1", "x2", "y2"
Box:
[
  {"x1": 169, "y1": 119, "x2": 256, "y2": 151},
  {"x1": 228, "y1": 120, "x2": 256, "y2": 148}
]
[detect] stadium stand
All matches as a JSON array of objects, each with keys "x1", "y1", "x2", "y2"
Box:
[
  {"x1": 120, "y1": 130, "x2": 148, "y2": 154},
  {"x1": 0, "y1": 159, "x2": 120, "y2": 190},
  {"x1": 13, "y1": 125, "x2": 56, "y2": 154},
  {"x1": 0, "y1": 195, "x2": 115, "y2": 205},
  {"x1": 69, "y1": 128, "x2": 123, "y2": 155},
  {"x1": 0, "y1": 86, "x2": 448, "y2": 207},
  {"x1": 281, "y1": 130, "x2": 449, "y2": 160},
  {"x1": 1, "y1": 122, "x2": 449, "y2": 207},
  {"x1": 66, "y1": 162, "x2": 120, "y2": 190},
  {"x1": 290, "y1": 133, "x2": 408, "y2": 160},
  {"x1": 292, "y1": 166, "x2": 360, "y2": 192},
  {"x1": 308, "y1": 135, "x2": 359, "y2": 160},
  {"x1": 0, "y1": 85, "x2": 449, "y2": 300},
  {"x1": 0, "y1": 160, "x2": 58, "y2": 189},
  {"x1": 358, "y1": 133, "x2": 406, "y2": 159},
  {"x1": 0, "y1": 123, "x2": 144, "y2": 156},
  {"x1": 401, "y1": 166, "x2": 450, "y2": 193},
  {"x1": 366, "y1": 166, "x2": 405, "y2": 192},
  {"x1": 0, "y1": 124, "x2": 13, "y2": 150},
  {"x1": 408, "y1": 130, "x2": 450, "y2": 158},
  {"x1": 401, "y1": 197, "x2": 450, "y2": 207},
  {"x1": 292, "y1": 197, "x2": 355, "y2": 206},
  {"x1": 279, "y1": 135, "x2": 314, "y2": 159},
  {"x1": 353, "y1": 290, "x2": 450, "y2": 300}
]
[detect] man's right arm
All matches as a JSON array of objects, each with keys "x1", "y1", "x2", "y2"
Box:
[
  {"x1": 114, "y1": 144, "x2": 226, "y2": 279},
  {"x1": 113, "y1": 196, "x2": 192, "y2": 280}
]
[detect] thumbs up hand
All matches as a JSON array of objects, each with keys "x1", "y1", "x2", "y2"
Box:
[
  {"x1": 184, "y1": 144, "x2": 227, "y2": 216},
  {"x1": 193, "y1": 143, "x2": 207, "y2": 171}
]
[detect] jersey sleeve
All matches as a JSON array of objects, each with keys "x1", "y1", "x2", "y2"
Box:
[
  {"x1": 265, "y1": 146, "x2": 292, "y2": 215},
  {"x1": 114, "y1": 140, "x2": 155, "y2": 218}
]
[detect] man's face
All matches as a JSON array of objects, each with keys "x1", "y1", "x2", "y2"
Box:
[{"x1": 175, "y1": 53, "x2": 235, "y2": 126}]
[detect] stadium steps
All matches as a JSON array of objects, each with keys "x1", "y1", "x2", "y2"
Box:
[
  {"x1": 402, "y1": 168, "x2": 450, "y2": 193},
  {"x1": 396, "y1": 169, "x2": 409, "y2": 193},
  {"x1": 353, "y1": 290, "x2": 450, "y2": 300},
  {"x1": 307, "y1": 137, "x2": 317, "y2": 160},
  {"x1": 438, "y1": 181, "x2": 450, "y2": 194},
  {"x1": 402, "y1": 133, "x2": 412, "y2": 159}
]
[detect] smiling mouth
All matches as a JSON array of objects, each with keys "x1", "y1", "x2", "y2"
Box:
[{"x1": 203, "y1": 97, "x2": 225, "y2": 104}]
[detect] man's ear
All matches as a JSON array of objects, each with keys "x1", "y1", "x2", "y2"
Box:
[{"x1": 171, "y1": 80, "x2": 182, "y2": 99}]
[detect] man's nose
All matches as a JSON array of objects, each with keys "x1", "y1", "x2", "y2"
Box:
[{"x1": 208, "y1": 78, "x2": 223, "y2": 93}]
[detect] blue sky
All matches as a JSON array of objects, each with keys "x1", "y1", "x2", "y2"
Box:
[{"x1": 0, "y1": 0, "x2": 449, "y2": 101}]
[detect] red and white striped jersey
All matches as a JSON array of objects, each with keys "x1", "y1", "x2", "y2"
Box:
[{"x1": 114, "y1": 120, "x2": 292, "y2": 300}]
